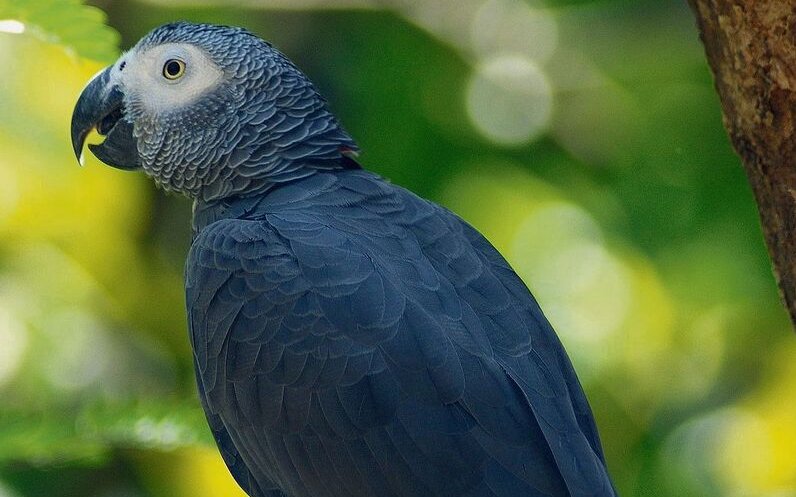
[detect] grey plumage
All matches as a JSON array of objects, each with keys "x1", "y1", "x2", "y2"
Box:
[
  {"x1": 71, "y1": 22, "x2": 618, "y2": 497},
  {"x1": 135, "y1": 25, "x2": 357, "y2": 200}
]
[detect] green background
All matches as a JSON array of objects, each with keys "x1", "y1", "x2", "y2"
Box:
[{"x1": 0, "y1": 1, "x2": 794, "y2": 496}]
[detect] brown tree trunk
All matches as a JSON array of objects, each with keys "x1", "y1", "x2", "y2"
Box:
[{"x1": 688, "y1": 1, "x2": 796, "y2": 331}]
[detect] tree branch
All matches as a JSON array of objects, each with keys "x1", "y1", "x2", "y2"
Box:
[{"x1": 688, "y1": 0, "x2": 796, "y2": 330}]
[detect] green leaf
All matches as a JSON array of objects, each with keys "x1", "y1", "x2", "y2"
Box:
[
  {"x1": 0, "y1": 0, "x2": 119, "y2": 63},
  {"x1": 0, "y1": 400, "x2": 212, "y2": 465},
  {"x1": 76, "y1": 399, "x2": 214, "y2": 451},
  {"x1": 0, "y1": 408, "x2": 107, "y2": 465}
]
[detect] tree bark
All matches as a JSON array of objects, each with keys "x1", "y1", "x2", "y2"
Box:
[{"x1": 688, "y1": 1, "x2": 796, "y2": 331}]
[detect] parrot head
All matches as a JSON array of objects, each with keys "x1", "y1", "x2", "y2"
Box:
[{"x1": 71, "y1": 22, "x2": 358, "y2": 201}]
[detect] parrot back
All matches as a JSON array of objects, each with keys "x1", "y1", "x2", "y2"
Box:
[{"x1": 186, "y1": 168, "x2": 616, "y2": 497}]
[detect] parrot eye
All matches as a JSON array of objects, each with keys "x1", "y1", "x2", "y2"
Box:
[{"x1": 162, "y1": 59, "x2": 186, "y2": 80}]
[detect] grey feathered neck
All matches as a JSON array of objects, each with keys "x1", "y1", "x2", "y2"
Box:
[{"x1": 129, "y1": 22, "x2": 359, "y2": 202}]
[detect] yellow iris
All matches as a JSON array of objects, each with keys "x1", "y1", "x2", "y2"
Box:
[{"x1": 163, "y1": 59, "x2": 186, "y2": 80}]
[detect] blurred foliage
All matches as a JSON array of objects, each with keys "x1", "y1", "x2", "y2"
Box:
[
  {"x1": 0, "y1": 1, "x2": 794, "y2": 497},
  {"x1": 0, "y1": 0, "x2": 117, "y2": 62}
]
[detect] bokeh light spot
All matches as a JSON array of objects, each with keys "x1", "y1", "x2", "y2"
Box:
[
  {"x1": 0, "y1": 305, "x2": 29, "y2": 387},
  {"x1": 134, "y1": 417, "x2": 184, "y2": 448},
  {"x1": 511, "y1": 203, "x2": 631, "y2": 354},
  {"x1": 42, "y1": 309, "x2": 114, "y2": 392},
  {"x1": 400, "y1": 0, "x2": 484, "y2": 51},
  {"x1": 0, "y1": 20, "x2": 25, "y2": 34},
  {"x1": 660, "y1": 407, "x2": 740, "y2": 495},
  {"x1": 713, "y1": 403, "x2": 796, "y2": 495},
  {"x1": 466, "y1": 55, "x2": 552, "y2": 145},
  {"x1": 713, "y1": 408, "x2": 776, "y2": 493},
  {"x1": 470, "y1": 0, "x2": 557, "y2": 63}
]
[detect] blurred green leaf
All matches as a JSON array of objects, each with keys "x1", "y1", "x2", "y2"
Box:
[
  {"x1": 0, "y1": 408, "x2": 107, "y2": 465},
  {"x1": 0, "y1": 0, "x2": 118, "y2": 63},
  {"x1": 0, "y1": 400, "x2": 211, "y2": 465},
  {"x1": 76, "y1": 399, "x2": 213, "y2": 451}
]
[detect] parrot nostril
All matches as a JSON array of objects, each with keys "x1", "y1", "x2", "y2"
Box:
[{"x1": 97, "y1": 105, "x2": 124, "y2": 136}]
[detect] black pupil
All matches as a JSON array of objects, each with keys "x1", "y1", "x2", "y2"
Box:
[{"x1": 166, "y1": 60, "x2": 181, "y2": 77}]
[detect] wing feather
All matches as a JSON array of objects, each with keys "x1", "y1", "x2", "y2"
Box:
[{"x1": 185, "y1": 170, "x2": 615, "y2": 497}]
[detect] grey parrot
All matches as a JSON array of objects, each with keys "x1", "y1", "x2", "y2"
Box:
[{"x1": 71, "y1": 22, "x2": 617, "y2": 497}]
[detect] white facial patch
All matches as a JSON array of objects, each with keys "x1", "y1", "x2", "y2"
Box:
[{"x1": 118, "y1": 42, "x2": 225, "y2": 113}]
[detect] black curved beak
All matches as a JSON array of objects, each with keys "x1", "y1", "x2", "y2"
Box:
[{"x1": 71, "y1": 66, "x2": 140, "y2": 170}]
